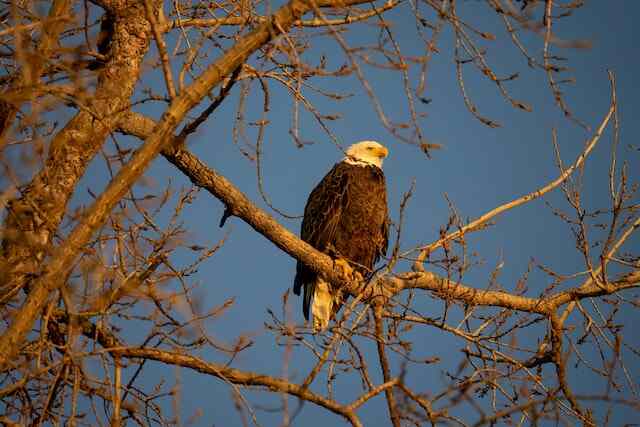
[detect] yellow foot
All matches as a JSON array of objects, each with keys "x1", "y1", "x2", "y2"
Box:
[{"x1": 334, "y1": 258, "x2": 363, "y2": 282}]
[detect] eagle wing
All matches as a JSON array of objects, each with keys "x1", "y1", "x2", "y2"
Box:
[
  {"x1": 293, "y1": 163, "x2": 349, "y2": 320},
  {"x1": 377, "y1": 171, "x2": 390, "y2": 263},
  {"x1": 380, "y1": 213, "x2": 390, "y2": 261}
]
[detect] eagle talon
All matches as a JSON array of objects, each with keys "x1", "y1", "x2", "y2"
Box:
[
  {"x1": 334, "y1": 258, "x2": 362, "y2": 282},
  {"x1": 353, "y1": 270, "x2": 364, "y2": 283}
]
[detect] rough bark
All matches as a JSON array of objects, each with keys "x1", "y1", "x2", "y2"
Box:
[
  {"x1": 0, "y1": 0, "x2": 370, "y2": 369},
  {"x1": 0, "y1": 0, "x2": 152, "y2": 303}
]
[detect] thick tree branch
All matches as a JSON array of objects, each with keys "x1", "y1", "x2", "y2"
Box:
[
  {"x1": 0, "y1": 0, "x2": 152, "y2": 303},
  {"x1": 117, "y1": 112, "x2": 556, "y2": 315},
  {"x1": 0, "y1": 0, "x2": 335, "y2": 368},
  {"x1": 119, "y1": 109, "x2": 639, "y2": 322},
  {"x1": 0, "y1": 0, "x2": 397, "y2": 371},
  {"x1": 547, "y1": 269, "x2": 640, "y2": 309}
]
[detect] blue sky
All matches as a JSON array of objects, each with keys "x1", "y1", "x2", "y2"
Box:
[{"x1": 66, "y1": 1, "x2": 640, "y2": 425}]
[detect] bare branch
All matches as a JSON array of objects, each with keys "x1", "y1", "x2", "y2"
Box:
[
  {"x1": 413, "y1": 77, "x2": 616, "y2": 270},
  {"x1": 113, "y1": 347, "x2": 364, "y2": 427}
]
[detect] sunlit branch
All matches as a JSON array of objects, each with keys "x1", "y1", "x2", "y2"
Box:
[
  {"x1": 163, "y1": 0, "x2": 401, "y2": 30},
  {"x1": 117, "y1": 112, "x2": 556, "y2": 315},
  {"x1": 412, "y1": 75, "x2": 616, "y2": 270},
  {"x1": 373, "y1": 306, "x2": 401, "y2": 427},
  {"x1": 144, "y1": 0, "x2": 176, "y2": 99},
  {"x1": 0, "y1": 0, "x2": 375, "y2": 368},
  {"x1": 113, "y1": 347, "x2": 365, "y2": 427}
]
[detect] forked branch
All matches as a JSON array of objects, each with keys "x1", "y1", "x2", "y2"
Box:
[{"x1": 412, "y1": 73, "x2": 617, "y2": 270}]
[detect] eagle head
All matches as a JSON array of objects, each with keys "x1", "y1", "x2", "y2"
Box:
[{"x1": 343, "y1": 140, "x2": 389, "y2": 168}]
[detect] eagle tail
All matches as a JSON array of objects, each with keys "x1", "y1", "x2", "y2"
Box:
[{"x1": 311, "y1": 278, "x2": 333, "y2": 332}]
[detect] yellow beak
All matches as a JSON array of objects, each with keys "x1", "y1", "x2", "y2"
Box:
[{"x1": 376, "y1": 146, "x2": 389, "y2": 159}]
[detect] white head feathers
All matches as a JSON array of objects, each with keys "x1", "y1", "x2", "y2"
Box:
[{"x1": 342, "y1": 140, "x2": 389, "y2": 169}]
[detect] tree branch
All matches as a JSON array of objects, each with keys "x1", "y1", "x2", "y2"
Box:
[
  {"x1": 112, "y1": 347, "x2": 363, "y2": 427},
  {"x1": 0, "y1": 0, "x2": 152, "y2": 303},
  {"x1": 163, "y1": 0, "x2": 401, "y2": 30},
  {"x1": 373, "y1": 306, "x2": 401, "y2": 427},
  {"x1": 117, "y1": 112, "x2": 557, "y2": 316},
  {"x1": 412, "y1": 80, "x2": 616, "y2": 270},
  {"x1": 0, "y1": 0, "x2": 352, "y2": 368}
]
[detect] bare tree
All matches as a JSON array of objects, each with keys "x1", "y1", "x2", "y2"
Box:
[{"x1": 0, "y1": 0, "x2": 638, "y2": 426}]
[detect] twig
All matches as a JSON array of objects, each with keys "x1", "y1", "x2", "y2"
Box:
[
  {"x1": 412, "y1": 77, "x2": 616, "y2": 271},
  {"x1": 373, "y1": 305, "x2": 401, "y2": 427},
  {"x1": 144, "y1": 0, "x2": 176, "y2": 99}
]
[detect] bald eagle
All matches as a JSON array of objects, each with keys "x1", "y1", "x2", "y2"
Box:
[{"x1": 293, "y1": 141, "x2": 390, "y2": 331}]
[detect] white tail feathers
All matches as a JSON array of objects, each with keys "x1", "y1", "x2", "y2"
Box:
[{"x1": 312, "y1": 278, "x2": 333, "y2": 332}]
